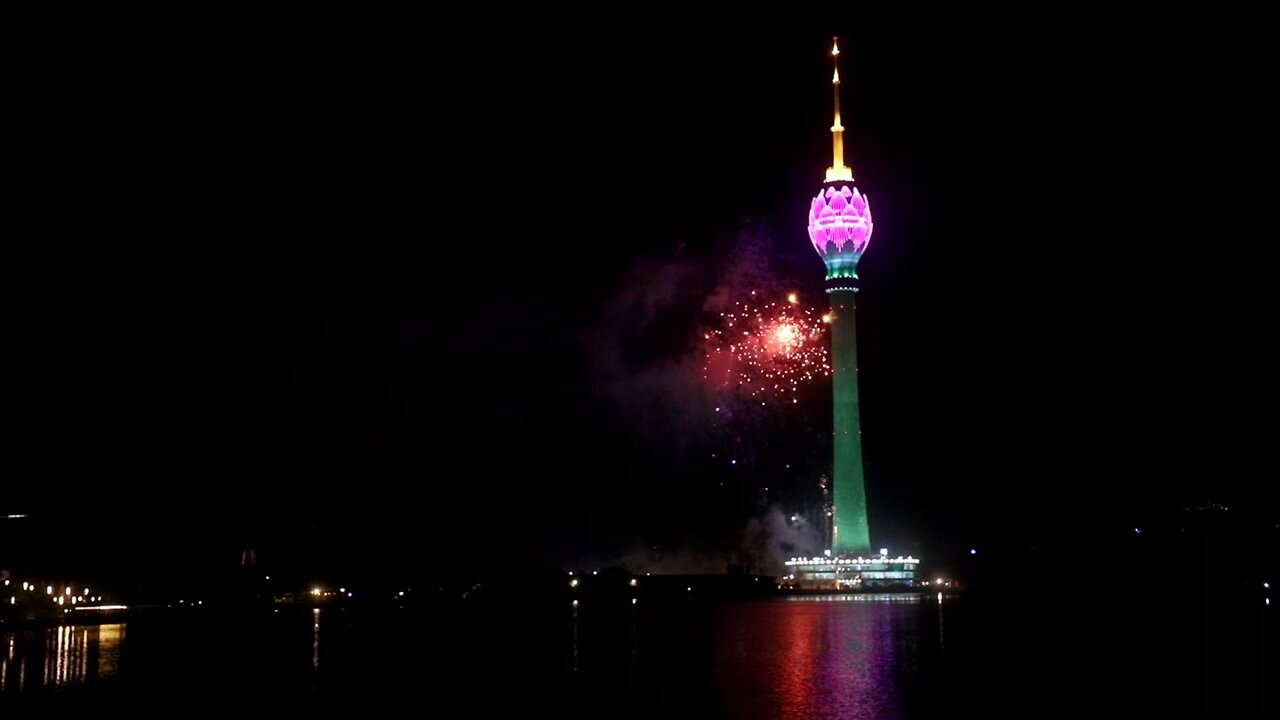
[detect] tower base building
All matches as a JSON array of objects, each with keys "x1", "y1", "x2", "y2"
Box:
[{"x1": 783, "y1": 552, "x2": 920, "y2": 590}]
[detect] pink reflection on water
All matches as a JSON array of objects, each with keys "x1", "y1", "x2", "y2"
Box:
[{"x1": 714, "y1": 596, "x2": 915, "y2": 719}]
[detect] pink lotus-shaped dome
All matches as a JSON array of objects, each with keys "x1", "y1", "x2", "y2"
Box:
[{"x1": 807, "y1": 185, "x2": 873, "y2": 259}]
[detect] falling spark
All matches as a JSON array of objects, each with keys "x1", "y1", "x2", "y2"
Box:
[{"x1": 701, "y1": 293, "x2": 831, "y2": 401}]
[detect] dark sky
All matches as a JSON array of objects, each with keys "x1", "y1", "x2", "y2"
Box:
[{"x1": 5, "y1": 14, "x2": 1277, "y2": 585}]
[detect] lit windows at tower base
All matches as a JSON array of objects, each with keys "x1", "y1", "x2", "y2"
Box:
[{"x1": 782, "y1": 553, "x2": 920, "y2": 590}]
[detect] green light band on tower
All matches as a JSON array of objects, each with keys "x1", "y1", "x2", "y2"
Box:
[{"x1": 828, "y1": 287, "x2": 870, "y2": 556}]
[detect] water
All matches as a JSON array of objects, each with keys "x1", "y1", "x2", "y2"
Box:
[
  {"x1": 0, "y1": 624, "x2": 125, "y2": 691},
  {"x1": 0, "y1": 593, "x2": 1271, "y2": 716}
]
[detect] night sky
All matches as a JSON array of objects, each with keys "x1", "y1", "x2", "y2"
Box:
[{"x1": 5, "y1": 15, "x2": 1277, "y2": 588}]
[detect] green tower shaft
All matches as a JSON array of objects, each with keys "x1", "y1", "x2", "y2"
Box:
[{"x1": 829, "y1": 288, "x2": 871, "y2": 556}]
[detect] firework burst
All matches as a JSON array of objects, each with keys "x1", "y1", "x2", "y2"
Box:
[{"x1": 701, "y1": 293, "x2": 831, "y2": 402}]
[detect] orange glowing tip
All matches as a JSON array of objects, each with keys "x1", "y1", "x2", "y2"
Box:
[
  {"x1": 825, "y1": 36, "x2": 854, "y2": 183},
  {"x1": 787, "y1": 293, "x2": 799, "y2": 304}
]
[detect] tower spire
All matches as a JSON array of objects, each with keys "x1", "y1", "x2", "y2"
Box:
[{"x1": 825, "y1": 37, "x2": 854, "y2": 183}]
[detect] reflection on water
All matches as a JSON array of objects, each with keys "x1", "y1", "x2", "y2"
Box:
[
  {"x1": 712, "y1": 598, "x2": 923, "y2": 719},
  {"x1": 0, "y1": 591, "x2": 1266, "y2": 714},
  {"x1": 312, "y1": 608, "x2": 321, "y2": 672},
  {"x1": 0, "y1": 597, "x2": 948, "y2": 716},
  {"x1": 0, "y1": 623, "x2": 125, "y2": 691},
  {"x1": 0, "y1": 599, "x2": 944, "y2": 717}
]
